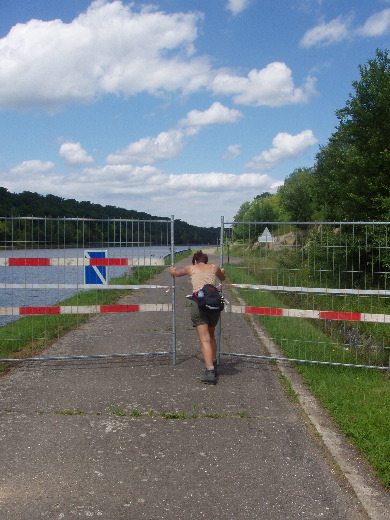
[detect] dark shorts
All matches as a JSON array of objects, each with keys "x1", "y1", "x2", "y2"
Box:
[{"x1": 190, "y1": 302, "x2": 221, "y2": 328}]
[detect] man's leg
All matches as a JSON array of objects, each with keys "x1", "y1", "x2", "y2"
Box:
[
  {"x1": 196, "y1": 323, "x2": 214, "y2": 368},
  {"x1": 196, "y1": 324, "x2": 217, "y2": 384},
  {"x1": 208, "y1": 326, "x2": 217, "y2": 361}
]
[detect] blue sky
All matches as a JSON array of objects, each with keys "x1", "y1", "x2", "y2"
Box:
[{"x1": 0, "y1": 0, "x2": 389, "y2": 226}]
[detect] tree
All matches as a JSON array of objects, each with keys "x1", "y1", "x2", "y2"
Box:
[
  {"x1": 314, "y1": 49, "x2": 390, "y2": 221},
  {"x1": 232, "y1": 194, "x2": 279, "y2": 242},
  {"x1": 278, "y1": 167, "x2": 316, "y2": 221}
]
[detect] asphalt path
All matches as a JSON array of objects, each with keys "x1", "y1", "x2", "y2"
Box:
[{"x1": 0, "y1": 252, "x2": 388, "y2": 519}]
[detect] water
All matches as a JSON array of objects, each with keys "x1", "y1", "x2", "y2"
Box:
[{"x1": 0, "y1": 246, "x2": 190, "y2": 326}]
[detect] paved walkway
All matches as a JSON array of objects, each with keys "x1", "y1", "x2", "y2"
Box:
[{"x1": 0, "y1": 252, "x2": 388, "y2": 519}]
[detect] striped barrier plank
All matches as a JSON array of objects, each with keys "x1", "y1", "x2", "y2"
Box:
[
  {"x1": 0, "y1": 283, "x2": 169, "y2": 290},
  {"x1": 226, "y1": 305, "x2": 389, "y2": 323},
  {"x1": 0, "y1": 303, "x2": 388, "y2": 322},
  {"x1": 226, "y1": 283, "x2": 390, "y2": 297},
  {"x1": 0, "y1": 257, "x2": 165, "y2": 267},
  {"x1": 0, "y1": 303, "x2": 172, "y2": 316}
]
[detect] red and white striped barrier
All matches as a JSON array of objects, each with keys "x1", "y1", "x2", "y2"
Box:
[
  {"x1": 226, "y1": 283, "x2": 390, "y2": 297},
  {"x1": 0, "y1": 257, "x2": 164, "y2": 267},
  {"x1": 0, "y1": 283, "x2": 169, "y2": 290},
  {"x1": 227, "y1": 305, "x2": 389, "y2": 324},
  {"x1": 0, "y1": 303, "x2": 171, "y2": 316},
  {"x1": 1, "y1": 302, "x2": 387, "y2": 322}
]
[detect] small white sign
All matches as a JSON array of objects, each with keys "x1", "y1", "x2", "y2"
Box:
[{"x1": 258, "y1": 227, "x2": 274, "y2": 243}]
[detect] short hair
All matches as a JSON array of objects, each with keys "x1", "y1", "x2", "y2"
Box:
[{"x1": 192, "y1": 250, "x2": 208, "y2": 264}]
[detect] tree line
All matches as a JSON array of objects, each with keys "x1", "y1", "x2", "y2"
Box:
[{"x1": 0, "y1": 188, "x2": 220, "y2": 245}]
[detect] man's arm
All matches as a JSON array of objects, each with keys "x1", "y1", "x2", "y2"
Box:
[
  {"x1": 215, "y1": 266, "x2": 226, "y2": 281},
  {"x1": 168, "y1": 265, "x2": 191, "y2": 277}
]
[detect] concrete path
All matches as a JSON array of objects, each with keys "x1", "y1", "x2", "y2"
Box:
[{"x1": 0, "y1": 253, "x2": 388, "y2": 519}]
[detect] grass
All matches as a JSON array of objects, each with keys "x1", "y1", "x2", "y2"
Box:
[
  {"x1": 225, "y1": 261, "x2": 390, "y2": 489},
  {"x1": 226, "y1": 260, "x2": 389, "y2": 368}
]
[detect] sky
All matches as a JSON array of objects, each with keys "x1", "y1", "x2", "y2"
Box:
[{"x1": 0, "y1": 1, "x2": 389, "y2": 227}]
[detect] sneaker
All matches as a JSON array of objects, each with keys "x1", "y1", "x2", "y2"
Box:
[
  {"x1": 213, "y1": 360, "x2": 218, "y2": 377},
  {"x1": 198, "y1": 368, "x2": 217, "y2": 385}
]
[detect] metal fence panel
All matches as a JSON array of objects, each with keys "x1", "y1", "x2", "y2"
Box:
[
  {"x1": 0, "y1": 216, "x2": 177, "y2": 364},
  {"x1": 220, "y1": 220, "x2": 389, "y2": 370}
]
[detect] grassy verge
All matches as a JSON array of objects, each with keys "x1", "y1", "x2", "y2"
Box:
[{"x1": 225, "y1": 263, "x2": 390, "y2": 489}]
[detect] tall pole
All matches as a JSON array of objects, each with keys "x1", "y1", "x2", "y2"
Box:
[
  {"x1": 217, "y1": 216, "x2": 224, "y2": 366},
  {"x1": 171, "y1": 215, "x2": 176, "y2": 365}
]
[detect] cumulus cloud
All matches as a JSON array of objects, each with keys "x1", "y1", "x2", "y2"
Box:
[
  {"x1": 179, "y1": 102, "x2": 242, "y2": 128},
  {"x1": 223, "y1": 144, "x2": 242, "y2": 160},
  {"x1": 226, "y1": 0, "x2": 251, "y2": 16},
  {"x1": 211, "y1": 62, "x2": 316, "y2": 106},
  {"x1": 107, "y1": 102, "x2": 241, "y2": 165},
  {"x1": 8, "y1": 160, "x2": 55, "y2": 176},
  {"x1": 106, "y1": 129, "x2": 185, "y2": 165},
  {"x1": 245, "y1": 130, "x2": 318, "y2": 171},
  {"x1": 300, "y1": 16, "x2": 351, "y2": 47},
  {"x1": 300, "y1": 8, "x2": 390, "y2": 48},
  {"x1": 357, "y1": 8, "x2": 390, "y2": 37},
  {"x1": 164, "y1": 172, "x2": 280, "y2": 192},
  {"x1": 59, "y1": 142, "x2": 94, "y2": 166},
  {"x1": 0, "y1": 1, "x2": 316, "y2": 111},
  {"x1": 0, "y1": 0, "x2": 210, "y2": 111}
]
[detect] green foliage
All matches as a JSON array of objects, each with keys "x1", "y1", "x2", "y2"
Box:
[
  {"x1": 233, "y1": 193, "x2": 281, "y2": 241},
  {"x1": 313, "y1": 48, "x2": 390, "y2": 221},
  {"x1": 305, "y1": 224, "x2": 390, "y2": 288},
  {"x1": 277, "y1": 167, "x2": 316, "y2": 222}
]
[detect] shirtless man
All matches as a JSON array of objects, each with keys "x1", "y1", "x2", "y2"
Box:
[{"x1": 169, "y1": 250, "x2": 226, "y2": 384}]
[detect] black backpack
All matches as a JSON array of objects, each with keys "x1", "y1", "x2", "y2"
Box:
[{"x1": 193, "y1": 284, "x2": 224, "y2": 312}]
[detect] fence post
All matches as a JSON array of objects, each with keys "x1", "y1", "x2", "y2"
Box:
[
  {"x1": 170, "y1": 215, "x2": 176, "y2": 365},
  {"x1": 217, "y1": 216, "x2": 225, "y2": 366}
]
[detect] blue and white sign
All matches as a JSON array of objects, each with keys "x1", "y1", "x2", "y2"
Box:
[{"x1": 84, "y1": 250, "x2": 107, "y2": 285}]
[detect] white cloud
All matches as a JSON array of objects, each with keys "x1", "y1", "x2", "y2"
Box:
[
  {"x1": 107, "y1": 103, "x2": 241, "y2": 165},
  {"x1": 357, "y1": 8, "x2": 390, "y2": 37},
  {"x1": 179, "y1": 102, "x2": 242, "y2": 128},
  {"x1": 211, "y1": 62, "x2": 317, "y2": 106},
  {"x1": 8, "y1": 160, "x2": 55, "y2": 176},
  {"x1": 59, "y1": 142, "x2": 94, "y2": 166},
  {"x1": 245, "y1": 130, "x2": 318, "y2": 171},
  {"x1": 223, "y1": 144, "x2": 242, "y2": 160},
  {"x1": 0, "y1": 1, "x2": 316, "y2": 111},
  {"x1": 300, "y1": 8, "x2": 390, "y2": 48},
  {"x1": 164, "y1": 172, "x2": 280, "y2": 192},
  {"x1": 226, "y1": 0, "x2": 251, "y2": 16},
  {"x1": 106, "y1": 129, "x2": 185, "y2": 165},
  {"x1": 0, "y1": 0, "x2": 210, "y2": 111},
  {"x1": 300, "y1": 16, "x2": 351, "y2": 48}
]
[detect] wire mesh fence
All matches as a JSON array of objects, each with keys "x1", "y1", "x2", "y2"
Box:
[
  {"x1": 0, "y1": 216, "x2": 177, "y2": 364},
  {"x1": 220, "y1": 220, "x2": 390, "y2": 370},
  {"x1": 2, "y1": 216, "x2": 389, "y2": 370}
]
